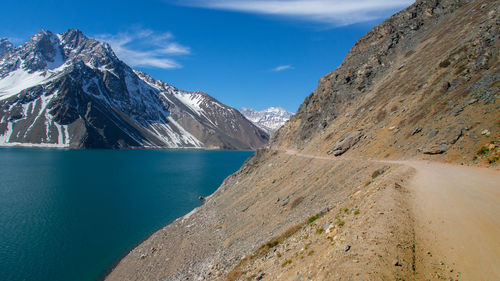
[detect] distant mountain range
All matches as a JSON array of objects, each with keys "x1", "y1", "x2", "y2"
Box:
[
  {"x1": 0, "y1": 29, "x2": 269, "y2": 149},
  {"x1": 241, "y1": 107, "x2": 293, "y2": 134}
]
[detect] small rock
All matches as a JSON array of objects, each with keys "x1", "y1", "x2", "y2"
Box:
[
  {"x1": 394, "y1": 182, "x2": 402, "y2": 189},
  {"x1": 372, "y1": 167, "x2": 387, "y2": 179},
  {"x1": 453, "y1": 106, "x2": 464, "y2": 116},
  {"x1": 468, "y1": 98, "x2": 478, "y2": 105},
  {"x1": 394, "y1": 260, "x2": 402, "y2": 266},
  {"x1": 411, "y1": 127, "x2": 422, "y2": 136},
  {"x1": 198, "y1": 196, "x2": 205, "y2": 202},
  {"x1": 440, "y1": 81, "x2": 451, "y2": 92},
  {"x1": 342, "y1": 244, "x2": 351, "y2": 252},
  {"x1": 481, "y1": 129, "x2": 491, "y2": 136},
  {"x1": 281, "y1": 198, "x2": 290, "y2": 207}
]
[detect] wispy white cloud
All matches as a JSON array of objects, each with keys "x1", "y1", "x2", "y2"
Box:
[
  {"x1": 177, "y1": 0, "x2": 414, "y2": 26},
  {"x1": 96, "y1": 28, "x2": 190, "y2": 69},
  {"x1": 272, "y1": 64, "x2": 293, "y2": 72}
]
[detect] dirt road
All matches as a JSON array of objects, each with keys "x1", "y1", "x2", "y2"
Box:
[
  {"x1": 284, "y1": 150, "x2": 500, "y2": 280},
  {"x1": 404, "y1": 161, "x2": 500, "y2": 280}
]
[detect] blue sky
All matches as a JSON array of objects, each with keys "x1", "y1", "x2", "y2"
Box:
[{"x1": 0, "y1": 0, "x2": 413, "y2": 112}]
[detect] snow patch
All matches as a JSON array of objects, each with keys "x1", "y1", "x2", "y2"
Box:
[
  {"x1": 0, "y1": 122, "x2": 14, "y2": 144},
  {"x1": 175, "y1": 92, "x2": 205, "y2": 116},
  {"x1": 0, "y1": 69, "x2": 48, "y2": 100},
  {"x1": 46, "y1": 41, "x2": 65, "y2": 70}
]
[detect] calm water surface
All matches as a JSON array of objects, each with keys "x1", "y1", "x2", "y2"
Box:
[{"x1": 0, "y1": 148, "x2": 253, "y2": 281}]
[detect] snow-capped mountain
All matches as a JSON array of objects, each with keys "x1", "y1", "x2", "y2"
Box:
[
  {"x1": 0, "y1": 29, "x2": 269, "y2": 149},
  {"x1": 241, "y1": 107, "x2": 293, "y2": 134}
]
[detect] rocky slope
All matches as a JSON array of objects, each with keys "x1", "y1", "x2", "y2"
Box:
[
  {"x1": 106, "y1": 0, "x2": 499, "y2": 280},
  {"x1": 241, "y1": 107, "x2": 293, "y2": 134},
  {"x1": 0, "y1": 30, "x2": 268, "y2": 149}
]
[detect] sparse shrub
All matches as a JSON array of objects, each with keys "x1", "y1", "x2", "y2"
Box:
[
  {"x1": 364, "y1": 180, "x2": 372, "y2": 187},
  {"x1": 338, "y1": 220, "x2": 345, "y2": 227},
  {"x1": 488, "y1": 153, "x2": 499, "y2": 164},
  {"x1": 354, "y1": 209, "x2": 360, "y2": 215},
  {"x1": 308, "y1": 250, "x2": 315, "y2": 256},
  {"x1": 439, "y1": 59, "x2": 451, "y2": 68},
  {"x1": 276, "y1": 252, "x2": 282, "y2": 258},
  {"x1": 266, "y1": 240, "x2": 279, "y2": 248},
  {"x1": 316, "y1": 228, "x2": 325, "y2": 234},
  {"x1": 281, "y1": 259, "x2": 292, "y2": 267},
  {"x1": 308, "y1": 214, "x2": 320, "y2": 224},
  {"x1": 477, "y1": 146, "x2": 490, "y2": 155},
  {"x1": 343, "y1": 208, "x2": 349, "y2": 213}
]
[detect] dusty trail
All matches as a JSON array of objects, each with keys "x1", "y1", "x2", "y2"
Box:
[
  {"x1": 405, "y1": 161, "x2": 500, "y2": 280},
  {"x1": 284, "y1": 149, "x2": 500, "y2": 280}
]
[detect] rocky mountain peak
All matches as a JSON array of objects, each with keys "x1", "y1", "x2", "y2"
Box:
[
  {"x1": 0, "y1": 29, "x2": 269, "y2": 149},
  {"x1": 19, "y1": 29, "x2": 64, "y2": 72},
  {"x1": 59, "y1": 29, "x2": 89, "y2": 52},
  {"x1": 0, "y1": 28, "x2": 125, "y2": 79},
  {"x1": 241, "y1": 107, "x2": 293, "y2": 134},
  {"x1": 0, "y1": 38, "x2": 14, "y2": 57}
]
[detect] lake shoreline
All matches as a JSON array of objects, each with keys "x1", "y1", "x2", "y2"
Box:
[{"x1": 0, "y1": 149, "x2": 253, "y2": 281}]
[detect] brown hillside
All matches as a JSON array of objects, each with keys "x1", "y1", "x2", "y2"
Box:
[{"x1": 106, "y1": 0, "x2": 499, "y2": 280}]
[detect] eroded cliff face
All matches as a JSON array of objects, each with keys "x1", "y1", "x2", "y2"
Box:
[
  {"x1": 273, "y1": 0, "x2": 498, "y2": 165},
  {"x1": 106, "y1": 0, "x2": 499, "y2": 280}
]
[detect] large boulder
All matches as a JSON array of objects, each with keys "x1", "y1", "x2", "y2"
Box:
[
  {"x1": 331, "y1": 130, "x2": 364, "y2": 156},
  {"x1": 422, "y1": 144, "x2": 450, "y2": 155}
]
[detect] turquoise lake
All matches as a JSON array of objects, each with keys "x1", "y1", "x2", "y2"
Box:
[{"x1": 0, "y1": 148, "x2": 253, "y2": 281}]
